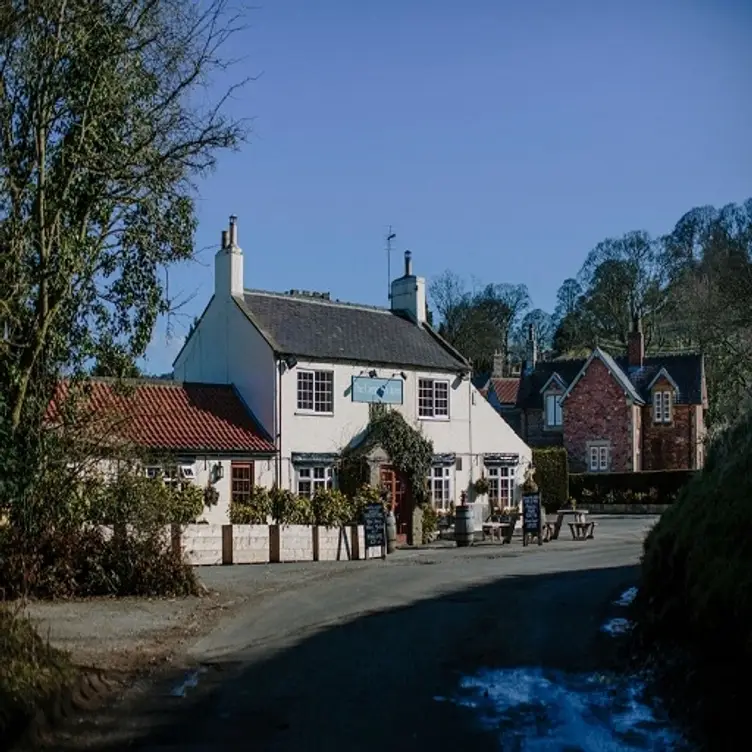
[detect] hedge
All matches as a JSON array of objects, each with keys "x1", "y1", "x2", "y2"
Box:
[
  {"x1": 569, "y1": 469, "x2": 695, "y2": 504},
  {"x1": 532, "y1": 447, "x2": 569, "y2": 513}
]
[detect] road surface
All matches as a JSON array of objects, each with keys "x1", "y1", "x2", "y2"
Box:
[{"x1": 49, "y1": 516, "x2": 664, "y2": 751}]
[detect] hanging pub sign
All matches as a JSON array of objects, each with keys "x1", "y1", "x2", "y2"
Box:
[{"x1": 351, "y1": 376, "x2": 404, "y2": 405}]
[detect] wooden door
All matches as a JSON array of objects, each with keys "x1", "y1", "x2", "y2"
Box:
[{"x1": 380, "y1": 465, "x2": 408, "y2": 539}]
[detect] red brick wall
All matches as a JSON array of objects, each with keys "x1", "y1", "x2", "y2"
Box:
[
  {"x1": 563, "y1": 357, "x2": 633, "y2": 472},
  {"x1": 641, "y1": 403, "x2": 694, "y2": 470}
]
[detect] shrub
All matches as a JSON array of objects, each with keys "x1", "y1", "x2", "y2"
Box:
[
  {"x1": 229, "y1": 485, "x2": 272, "y2": 524},
  {"x1": 0, "y1": 525, "x2": 198, "y2": 600},
  {"x1": 271, "y1": 487, "x2": 313, "y2": 525},
  {"x1": 532, "y1": 448, "x2": 569, "y2": 512},
  {"x1": 570, "y1": 469, "x2": 694, "y2": 504},
  {"x1": 310, "y1": 488, "x2": 351, "y2": 527},
  {"x1": 634, "y1": 413, "x2": 752, "y2": 744},
  {"x1": 421, "y1": 504, "x2": 438, "y2": 543},
  {"x1": 0, "y1": 607, "x2": 72, "y2": 742}
]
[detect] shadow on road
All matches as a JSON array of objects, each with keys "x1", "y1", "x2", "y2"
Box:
[{"x1": 50, "y1": 564, "x2": 642, "y2": 751}]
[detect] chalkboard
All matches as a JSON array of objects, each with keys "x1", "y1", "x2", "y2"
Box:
[
  {"x1": 364, "y1": 503, "x2": 386, "y2": 549},
  {"x1": 522, "y1": 493, "x2": 542, "y2": 537}
]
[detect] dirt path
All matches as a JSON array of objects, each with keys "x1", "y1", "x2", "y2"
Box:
[{"x1": 37, "y1": 517, "x2": 670, "y2": 751}]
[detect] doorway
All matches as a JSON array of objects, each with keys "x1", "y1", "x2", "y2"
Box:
[{"x1": 379, "y1": 464, "x2": 409, "y2": 542}]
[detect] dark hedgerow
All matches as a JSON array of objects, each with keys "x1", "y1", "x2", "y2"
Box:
[{"x1": 532, "y1": 447, "x2": 569, "y2": 513}]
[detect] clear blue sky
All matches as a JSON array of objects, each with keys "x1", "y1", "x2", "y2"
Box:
[{"x1": 141, "y1": 0, "x2": 752, "y2": 374}]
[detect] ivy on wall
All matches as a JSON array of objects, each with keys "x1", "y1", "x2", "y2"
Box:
[{"x1": 338, "y1": 408, "x2": 434, "y2": 506}]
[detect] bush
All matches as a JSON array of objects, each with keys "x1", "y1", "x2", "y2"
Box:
[
  {"x1": 634, "y1": 413, "x2": 752, "y2": 744},
  {"x1": 229, "y1": 485, "x2": 272, "y2": 524},
  {"x1": 0, "y1": 607, "x2": 72, "y2": 743},
  {"x1": 310, "y1": 488, "x2": 351, "y2": 527},
  {"x1": 532, "y1": 448, "x2": 569, "y2": 512},
  {"x1": 271, "y1": 487, "x2": 313, "y2": 525},
  {"x1": 569, "y1": 469, "x2": 694, "y2": 504},
  {"x1": 0, "y1": 526, "x2": 198, "y2": 599},
  {"x1": 421, "y1": 504, "x2": 438, "y2": 543}
]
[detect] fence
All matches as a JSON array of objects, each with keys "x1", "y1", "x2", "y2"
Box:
[{"x1": 102, "y1": 523, "x2": 384, "y2": 566}]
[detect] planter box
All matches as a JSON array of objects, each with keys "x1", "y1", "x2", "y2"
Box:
[
  {"x1": 270, "y1": 524, "x2": 315, "y2": 563},
  {"x1": 179, "y1": 523, "x2": 223, "y2": 566},
  {"x1": 231, "y1": 524, "x2": 271, "y2": 564},
  {"x1": 315, "y1": 526, "x2": 355, "y2": 561}
]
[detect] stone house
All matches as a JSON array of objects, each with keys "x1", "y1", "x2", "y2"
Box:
[
  {"x1": 493, "y1": 322, "x2": 707, "y2": 473},
  {"x1": 172, "y1": 217, "x2": 532, "y2": 536}
]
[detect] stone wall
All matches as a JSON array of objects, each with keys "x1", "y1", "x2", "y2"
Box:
[
  {"x1": 563, "y1": 358, "x2": 633, "y2": 472},
  {"x1": 232, "y1": 525, "x2": 270, "y2": 564}
]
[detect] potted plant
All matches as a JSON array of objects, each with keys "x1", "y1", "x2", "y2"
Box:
[{"x1": 472, "y1": 475, "x2": 491, "y2": 496}]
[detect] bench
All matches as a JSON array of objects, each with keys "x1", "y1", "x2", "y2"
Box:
[
  {"x1": 568, "y1": 521, "x2": 596, "y2": 540},
  {"x1": 482, "y1": 521, "x2": 515, "y2": 543}
]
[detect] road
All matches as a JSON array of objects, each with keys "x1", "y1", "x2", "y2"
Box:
[{"x1": 49, "y1": 516, "x2": 665, "y2": 751}]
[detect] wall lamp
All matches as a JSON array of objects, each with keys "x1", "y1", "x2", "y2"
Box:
[{"x1": 284, "y1": 356, "x2": 298, "y2": 369}]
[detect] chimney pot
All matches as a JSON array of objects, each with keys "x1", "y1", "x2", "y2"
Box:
[
  {"x1": 221, "y1": 230, "x2": 229, "y2": 249},
  {"x1": 404, "y1": 250, "x2": 413, "y2": 276},
  {"x1": 229, "y1": 215, "x2": 238, "y2": 246}
]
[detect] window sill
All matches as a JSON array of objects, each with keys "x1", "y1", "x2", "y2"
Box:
[
  {"x1": 543, "y1": 424, "x2": 563, "y2": 431},
  {"x1": 418, "y1": 415, "x2": 450, "y2": 422},
  {"x1": 295, "y1": 411, "x2": 335, "y2": 417}
]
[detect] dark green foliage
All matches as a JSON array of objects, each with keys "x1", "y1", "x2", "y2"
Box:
[
  {"x1": 229, "y1": 485, "x2": 272, "y2": 524},
  {"x1": 270, "y1": 487, "x2": 314, "y2": 525},
  {"x1": 569, "y1": 470, "x2": 694, "y2": 503},
  {"x1": 0, "y1": 607, "x2": 72, "y2": 742},
  {"x1": 0, "y1": 526, "x2": 198, "y2": 600},
  {"x1": 633, "y1": 411, "x2": 752, "y2": 745},
  {"x1": 532, "y1": 447, "x2": 569, "y2": 512},
  {"x1": 421, "y1": 504, "x2": 438, "y2": 544}
]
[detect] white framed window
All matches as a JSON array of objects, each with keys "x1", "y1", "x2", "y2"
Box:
[
  {"x1": 179, "y1": 464, "x2": 196, "y2": 481},
  {"x1": 418, "y1": 379, "x2": 450, "y2": 419},
  {"x1": 653, "y1": 391, "x2": 672, "y2": 424},
  {"x1": 589, "y1": 445, "x2": 610, "y2": 472},
  {"x1": 144, "y1": 466, "x2": 161, "y2": 480},
  {"x1": 162, "y1": 464, "x2": 180, "y2": 489},
  {"x1": 427, "y1": 465, "x2": 452, "y2": 510},
  {"x1": 296, "y1": 466, "x2": 333, "y2": 497},
  {"x1": 297, "y1": 369, "x2": 334, "y2": 413},
  {"x1": 544, "y1": 393, "x2": 563, "y2": 428},
  {"x1": 487, "y1": 465, "x2": 514, "y2": 508}
]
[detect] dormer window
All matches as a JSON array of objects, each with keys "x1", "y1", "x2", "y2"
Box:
[
  {"x1": 653, "y1": 391, "x2": 672, "y2": 424},
  {"x1": 545, "y1": 393, "x2": 563, "y2": 428}
]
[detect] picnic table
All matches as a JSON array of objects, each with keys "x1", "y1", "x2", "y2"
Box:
[
  {"x1": 481, "y1": 511, "x2": 518, "y2": 544},
  {"x1": 551, "y1": 508, "x2": 596, "y2": 541}
]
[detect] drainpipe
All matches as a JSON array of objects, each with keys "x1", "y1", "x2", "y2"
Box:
[
  {"x1": 276, "y1": 359, "x2": 283, "y2": 487},
  {"x1": 467, "y1": 375, "x2": 474, "y2": 502}
]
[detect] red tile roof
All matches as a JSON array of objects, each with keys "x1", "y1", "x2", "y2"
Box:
[
  {"x1": 491, "y1": 377, "x2": 520, "y2": 405},
  {"x1": 48, "y1": 380, "x2": 276, "y2": 454}
]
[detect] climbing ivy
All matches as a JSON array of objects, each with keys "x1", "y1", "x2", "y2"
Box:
[{"x1": 339, "y1": 409, "x2": 434, "y2": 507}]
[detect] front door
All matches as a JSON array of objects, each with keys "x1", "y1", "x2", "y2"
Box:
[{"x1": 379, "y1": 465, "x2": 409, "y2": 541}]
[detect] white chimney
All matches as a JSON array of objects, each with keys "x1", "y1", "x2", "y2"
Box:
[
  {"x1": 214, "y1": 215, "x2": 244, "y2": 298},
  {"x1": 390, "y1": 250, "x2": 426, "y2": 324}
]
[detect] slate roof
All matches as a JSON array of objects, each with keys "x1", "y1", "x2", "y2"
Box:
[
  {"x1": 48, "y1": 380, "x2": 276, "y2": 454},
  {"x1": 234, "y1": 290, "x2": 469, "y2": 371},
  {"x1": 516, "y1": 352, "x2": 704, "y2": 409}
]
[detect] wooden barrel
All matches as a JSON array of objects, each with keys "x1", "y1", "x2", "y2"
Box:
[
  {"x1": 386, "y1": 510, "x2": 397, "y2": 554},
  {"x1": 455, "y1": 505, "x2": 475, "y2": 547}
]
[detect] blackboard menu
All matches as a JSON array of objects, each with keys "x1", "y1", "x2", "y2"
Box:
[
  {"x1": 364, "y1": 503, "x2": 386, "y2": 548},
  {"x1": 522, "y1": 493, "x2": 542, "y2": 534}
]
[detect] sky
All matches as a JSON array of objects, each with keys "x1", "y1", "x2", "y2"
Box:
[{"x1": 141, "y1": 0, "x2": 752, "y2": 374}]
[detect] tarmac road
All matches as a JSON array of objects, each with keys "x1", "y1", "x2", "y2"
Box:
[{"x1": 48, "y1": 516, "x2": 662, "y2": 751}]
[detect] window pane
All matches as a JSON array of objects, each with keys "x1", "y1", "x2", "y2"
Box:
[
  {"x1": 297, "y1": 371, "x2": 314, "y2": 410},
  {"x1": 589, "y1": 447, "x2": 598, "y2": 471},
  {"x1": 599, "y1": 447, "x2": 608, "y2": 470},
  {"x1": 231, "y1": 463, "x2": 254, "y2": 503},
  {"x1": 554, "y1": 396, "x2": 562, "y2": 425},
  {"x1": 418, "y1": 379, "x2": 434, "y2": 417},
  {"x1": 434, "y1": 381, "x2": 449, "y2": 416},
  {"x1": 314, "y1": 371, "x2": 334, "y2": 413}
]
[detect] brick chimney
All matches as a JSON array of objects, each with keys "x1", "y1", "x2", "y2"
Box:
[
  {"x1": 627, "y1": 315, "x2": 644, "y2": 368},
  {"x1": 524, "y1": 324, "x2": 538, "y2": 374},
  {"x1": 492, "y1": 350, "x2": 506, "y2": 378}
]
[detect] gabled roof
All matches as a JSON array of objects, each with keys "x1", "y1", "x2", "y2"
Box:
[
  {"x1": 233, "y1": 290, "x2": 469, "y2": 372},
  {"x1": 490, "y1": 377, "x2": 520, "y2": 405},
  {"x1": 48, "y1": 379, "x2": 276, "y2": 454},
  {"x1": 561, "y1": 348, "x2": 644, "y2": 404},
  {"x1": 538, "y1": 372, "x2": 567, "y2": 394},
  {"x1": 516, "y1": 351, "x2": 704, "y2": 409},
  {"x1": 646, "y1": 366, "x2": 679, "y2": 391}
]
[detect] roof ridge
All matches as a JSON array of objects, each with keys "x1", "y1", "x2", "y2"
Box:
[{"x1": 244, "y1": 288, "x2": 391, "y2": 315}]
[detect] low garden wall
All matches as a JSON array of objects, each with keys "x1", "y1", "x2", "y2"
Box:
[
  {"x1": 104, "y1": 524, "x2": 384, "y2": 566},
  {"x1": 584, "y1": 503, "x2": 671, "y2": 515}
]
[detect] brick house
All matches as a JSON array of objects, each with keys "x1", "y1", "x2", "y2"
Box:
[{"x1": 506, "y1": 321, "x2": 707, "y2": 472}]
